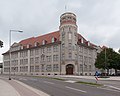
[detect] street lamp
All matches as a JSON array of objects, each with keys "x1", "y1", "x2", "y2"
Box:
[{"x1": 9, "y1": 30, "x2": 23, "y2": 80}]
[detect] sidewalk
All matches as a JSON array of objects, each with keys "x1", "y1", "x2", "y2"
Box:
[
  {"x1": 0, "y1": 77, "x2": 49, "y2": 96},
  {"x1": 0, "y1": 79, "x2": 20, "y2": 96},
  {"x1": 53, "y1": 75, "x2": 120, "y2": 81}
]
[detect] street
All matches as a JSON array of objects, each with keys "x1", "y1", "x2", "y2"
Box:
[{"x1": 7, "y1": 75, "x2": 120, "y2": 96}]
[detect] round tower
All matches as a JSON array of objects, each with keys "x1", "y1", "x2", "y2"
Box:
[{"x1": 59, "y1": 12, "x2": 78, "y2": 75}]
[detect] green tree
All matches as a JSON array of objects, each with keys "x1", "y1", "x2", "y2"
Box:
[
  {"x1": 0, "y1": 40, "x2": 3, "y2": 48},
  {"x1": 95, "y1": 48, "x2": 120, "y2": 75}
]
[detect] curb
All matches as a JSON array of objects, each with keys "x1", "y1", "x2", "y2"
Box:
[{"x1": 14, "y1": 80, "x2": 50, "y2": 96}]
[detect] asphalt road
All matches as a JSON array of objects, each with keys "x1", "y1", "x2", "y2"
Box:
[{"x1": 10, "y1": 75, "x2": 120, "y2": 96}]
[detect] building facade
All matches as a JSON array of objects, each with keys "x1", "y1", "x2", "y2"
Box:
[{"x1": 3, "y1": 12, "x2": 97, "y2": 76}]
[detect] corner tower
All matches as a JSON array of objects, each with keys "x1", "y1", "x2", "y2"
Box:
[{"x1": 59, "y1": 12, "x2": 78, "y2": 75}]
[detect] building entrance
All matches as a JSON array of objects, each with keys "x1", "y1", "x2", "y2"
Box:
[{"x1": 66, "y1": 64, "x2": 74, "y2": 75}]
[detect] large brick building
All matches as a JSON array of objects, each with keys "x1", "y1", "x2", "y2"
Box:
[{"x1": 3, "y1": 12, "x2": 97, "y2": 76}]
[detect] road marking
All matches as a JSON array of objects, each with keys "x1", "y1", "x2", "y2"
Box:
[
  {"x1": 43, "y1": 81, "x2": 54, "y2": 85},
  {"x1": 65, "y1": 86, "x2": 87, "y2": 93},
  {"x1": 65, "y1": 80, "x2": 76, "y2": 83},
  {"x1": 98, "y1": 87, "x2": 120, "y2": 93},
  {"x1": 104, "y1": 85, "x2": 120, "y2": 91}
]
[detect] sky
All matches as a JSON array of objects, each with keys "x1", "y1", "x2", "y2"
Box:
[{"x1": 0, "y1": 0, "x2": 120, "y2": 62}]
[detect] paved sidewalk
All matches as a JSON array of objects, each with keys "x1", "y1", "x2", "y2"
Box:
[
  {"x1": 0, "y1": 79, "x2": 20, "y2": 96},
  {"x1": 53, "y1": 75, "x2": 120, "y2": 81},
  {"x1": 0, "y1": 77, "x2": 49, "y2": 96}
]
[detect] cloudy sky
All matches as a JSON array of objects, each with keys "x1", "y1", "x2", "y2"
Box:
[{"x1": 0, "y1": 0, "x2": 120, "y2": 62}]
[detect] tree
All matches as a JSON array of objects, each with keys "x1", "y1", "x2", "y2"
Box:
[
  {"x1": 118, "y1": 49, "x2": 120, "y2": 54},
  {"x1": 0, "y1": 40, "x2": 3, "y2": 48},
  {"x1": 95, "y1": 48, "x2": 120, "y2": 75}
]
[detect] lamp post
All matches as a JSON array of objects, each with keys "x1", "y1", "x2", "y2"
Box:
[{"x1": 9, "y1": 30, "x2": 23, "y2": 80}]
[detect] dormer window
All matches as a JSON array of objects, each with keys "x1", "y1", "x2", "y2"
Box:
[
  {"x1": 88, "y1": 41, "x2": 90, "y2": 46},
  {"x1": 27, "y1": 44, "x2": 30, "y2": 48},
  {"x1": 20, "y1": 46, "x2": 23, "y2": 49},
  {"x1": 52, "y1": 37, "x2": 55, "y2": 43},
  {"x1": 81, "y1": 38, "x2": 84, "y2": 43},
  {"x1": 35, "y1": 42, "x2": 39, "y2": 47},
  {"x1": 42, "y1": 40, "x2": 46, "y2": 45}
]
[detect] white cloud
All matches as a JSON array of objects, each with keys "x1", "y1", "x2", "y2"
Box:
[{"x1": 0, "y1": 0, "x2": 120, "y2": 62}]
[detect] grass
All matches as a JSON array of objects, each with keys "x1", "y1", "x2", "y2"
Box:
[{"x1": 76, "y1": 81, "x2": 103, "y2": 86}]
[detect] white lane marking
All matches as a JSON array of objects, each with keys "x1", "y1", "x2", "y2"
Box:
[
  {"x1": 98, "y1": 87, "x2": 120, "y2": 93},
  {"x1": 65, "y1": 80, "x2": 76, "y2": 83},
  {"x1": 104, "y1": 85, "x2": 120, "y2": 91},
  {"x1": 43, "y1": 81, "x2": 55, "y2": 85},
  {"x1": 65, "y1": 86, "x2": 87, "y2": 93}
]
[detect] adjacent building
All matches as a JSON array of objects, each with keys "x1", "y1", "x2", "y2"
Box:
[{"x1": 3, "y1": 12, "x2": 98, "y2": 76}]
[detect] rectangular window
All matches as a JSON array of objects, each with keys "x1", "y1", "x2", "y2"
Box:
[
  {"x1": 53, "y1": 45, "x2": 58, "y2": 52},
  {"x1": 41, "y1": 64, "x2": 45, "y2": 72},
  {"x1": 30, "y1": 49, "x2": 34, "y2": 56},
  {"x1": 35, "y1": 49, "x2": 39, "y2": 55},
  {"x1": 35, "y1": 57, "x2": 39, "y2": 64},
  {"x1": 35, "y1": 66, "x2": 39, "y2": 72},
  {"x1": 47, "y1": 47, "x2": 51, "y2": 53},
  {"x1": 46, "y1": 56, "x2": 51, "y2": 62},
  {"x1": 46, "y1": 65, "x2": 52, "y2": 72},
  {"x1": 68, "y1": 43, "x2": 72, "y2": 50},
  {"x1": 53, "y1": 55, "x2": 59, "y2": 61},
  {"x1": 53, "y1": 64, "x2": 59, "y2": 72},
  {"x1": 68, "y1": 33, "x2": 72, "y2": 40},
  {"x1": 30, "y1": 66, "x2": 34, "y2": 72},
  {"x1": 30, "y1": 58, "x2": 34, "y2": 64},
  {"x1": 62, "y1": 44, "x2": 65, "y2": 49},
  {"x1": 69, "y1": 53, "x2": 72, "y2": 59}
]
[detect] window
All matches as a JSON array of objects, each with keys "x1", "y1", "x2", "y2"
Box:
[
  {"x1": 53, "y1": 64, "x2": 59, "y2": 72},
  {"x1": 35, "y1": 66, "x2": 39, "y2": 72},
  {"x1": 68, "y1": 43, "x2": 72, "y2": 50},
  {"x1": 42, "y1": 40, "x2": 45, "y2": 45},
  {"x1": 41, "y1": 64, "x2": 45, "y2": 72},
  {"x1": 84, "y1": 65, "x2": 87, "y2": 71},
  {"x1": 62, "y1": 43, "x2": 65, "y2": 49},
  {"x1": 53, "y1": 55, "x2": 59, "y2": 61},
  {"x1": 41, "y1": 55, "x2": 45, "y2": 62},
  {"x1": 35, "y1": 49, "x2": 39, "y2": 55},
  {"x1": 79, "y1": 46, "x2": 83, "y2": 53},
  {"x1": 79, "y1": 55, "x2": 83, "y2": 62},
  {"x1": 62, "y1": 53, "x2": 65, "y2": 60},
  {"x1": 30, "y1": 49, "x2": 34, "y2": 56},
  {"x1": 75, "y1": 44, "x2": 77, "y2": 50},
  {"x1": 46, "y1": 65, "x2": 52, "y2": 72},
  {"x1": 69, "y1": 53, "x2": 72, "y2": 59},
  {"x1": 30, "y1": 66, "x2": 34, "y2": 72},
  {"x1": 41, "y1": 48, "x2": 45, "y2": 54},
  {"x1": 47, "y1": 47, "x2": 51, "y2": 53},
  {"x1": 46, "y1": 56, "x2": 51, "y2": 62},
  {"x1": 68, "y1": 32, "x2": 72, "y2": 40},
  {"x1": 75, "y1": 54, "x2": 77, "y2": 60},
  {"x1": 53, "y1": 45, "x2": 58, "y2": 52},
  {"x1": 30, "y1": 58, "x2": 34, "y2": 64},
  {"x1": 62, "y1": 34, "x2": 65, "y2": 41},
  {"x1": 81, "y1": 38, "x2": 84, "y2": 43},
  {"x1": 89, "y1": 65, "x2": 92, "y2": 71},
  {"x1": 35, "y1": 57, "x2": 39, "y2": 64},
  {"x1": 52, "y1": 37, "x2": 55, "y2": 43}
]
